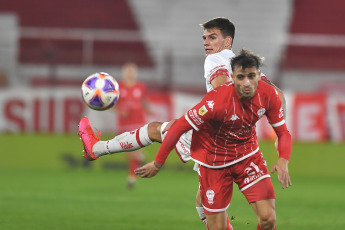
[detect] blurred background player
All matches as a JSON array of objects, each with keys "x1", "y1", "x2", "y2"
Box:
[{"x1": 115, "y1": 62, "x2": 152, "y2": 188}]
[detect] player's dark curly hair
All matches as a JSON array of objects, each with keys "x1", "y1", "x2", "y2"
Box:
[
  {"x1": 201, "y1": 17, "x2": 235, "y2": 44},
  {"x1": 231, "y1": 48, "x2": 264, "y2": 72}
]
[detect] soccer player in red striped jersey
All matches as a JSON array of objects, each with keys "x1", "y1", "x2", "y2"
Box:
[
  {"x1": 78, "y1": 18, "x2": 286, "y2": 229},
  {"x1": 135, "y1": 49, "x2": 292, "y2": 230}
]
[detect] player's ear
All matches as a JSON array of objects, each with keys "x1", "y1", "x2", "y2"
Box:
[
  {"x1": 231, "y1": 73, "x2": 234, "y2": 80},
  {"x1": 225, "y1": 37, "x2": 232, "y2": 48},
  {"x1": 258, "y1": 71, "x2": 261, "y2": 80}
]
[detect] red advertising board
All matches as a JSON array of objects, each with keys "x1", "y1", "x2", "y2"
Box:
[
  {"x1": 329, "y1": 97, "x2": 345, "y2": 141},
  {"x1": 1, "y1": 88, "x2": 345, "y2": 142},
  {"x1": 292, "y1": 93, "x2": 328, "y2": 141},
  {"x1": 0, "y1": 88, "x2": 172, "y2": 134}
]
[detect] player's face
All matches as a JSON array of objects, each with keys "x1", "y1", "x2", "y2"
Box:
[
  {"x1": 231, "y1": 66, "x2": 261, "y2": 99},
  {"x1": 122, "y1": 63, "x2": 138, "y2": 84},
  {"x1": 202, "y1": 28, "x2": 231, "y2": 56}
]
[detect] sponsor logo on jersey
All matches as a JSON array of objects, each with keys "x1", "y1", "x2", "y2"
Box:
[
  {"x1": 199, "y1": 105, "x2": 208, "y2": 116},
  {"x1": 230, "y1": 114, "x2": 240, "y2": 121},
  {"x1": 206, "y1": 189, "x2": 215, "y2": 205},
  {"x1": 206, "y1": 100, "x2": 214, "y2": 110},
  {"x1": 257, "y1": 108, "x2": 266, "y2": 118},
  {"x1": 189, "y1": 109, "x2": 204, "y2": 125}
]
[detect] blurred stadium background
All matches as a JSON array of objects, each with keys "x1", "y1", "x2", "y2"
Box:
[{"x1": 1, "y1": 0, "x2": 345, "y2": 229}]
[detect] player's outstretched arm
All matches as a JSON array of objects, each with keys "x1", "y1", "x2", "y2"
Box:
[{"x1": 135, "y1": 117, "x2": 192, "y2": 178}]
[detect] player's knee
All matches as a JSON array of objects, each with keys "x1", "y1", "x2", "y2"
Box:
[
  {"x1": 258, "y1": 211, "x2": 276, "y2": 230},
  {"x1": 147, "y1": 122, "x2": 163, "y2": 142}
]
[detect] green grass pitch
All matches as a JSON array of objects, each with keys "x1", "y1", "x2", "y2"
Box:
[{"x1": 1, "y1": 133, "x2": 345, "y2": 229}]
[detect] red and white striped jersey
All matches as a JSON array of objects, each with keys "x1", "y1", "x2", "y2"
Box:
[{"x1": 185, "y1": 80, "x2": 285, "y2": 168}]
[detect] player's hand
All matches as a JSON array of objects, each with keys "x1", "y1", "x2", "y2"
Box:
[
  {"x1": 271, "y1": 158, "x2": 292, "y2": 189},
  {"x1": 134, "y1": 161, "x2": 162, "y2": 178}
]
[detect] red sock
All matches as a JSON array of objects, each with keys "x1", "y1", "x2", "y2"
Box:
[
  {"x1": 227, "y1": 216, "x2": 233, "y2": 230},
  {"x1": 257, "y1": 225, "x2": 276, "y2": 230},
  {"x1": 129, "y1": 158, "x2": 140, "y2": 178}
]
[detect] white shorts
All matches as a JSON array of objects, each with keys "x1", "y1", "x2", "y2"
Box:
[{"x1": 161, "y1": 122, "x2": 192, "y2": 163}]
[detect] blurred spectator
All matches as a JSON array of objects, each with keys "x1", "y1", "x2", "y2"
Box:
[{"x1": 116, "y1": 62, "x2": 153, "y2": 188}]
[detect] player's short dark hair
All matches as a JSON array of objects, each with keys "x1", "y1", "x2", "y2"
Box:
[
  {"x1": 201, "y1": 17, "x2": 235, "y2": 42},
  {"x1": 231, "y1": 48, "x2": 264, "y2": 72}
]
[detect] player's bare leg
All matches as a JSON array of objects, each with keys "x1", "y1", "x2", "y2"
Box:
[
  {"x1": 250, "y1": 199, "x2": 276, "y2": 230},
  {"x1": 206, "y1": 211, "x2": 228, "y2": 230},
  {"x1": 196, "y1": 188, "x2": 233, "y2": 230},
  {"x1": 147, "y1": 122, "x2": 164, "y2": 142}
]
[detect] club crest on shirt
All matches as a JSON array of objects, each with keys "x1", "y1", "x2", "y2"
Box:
[
  {"x1": 230, "y1": 114, "x2": 240, "y2": 121},
  {"x1": 199, "y1": 105, "x2": 208, "y2": 116},
  {"x1": 257, "y1": 108, "x2": 266, "y2": 118}
]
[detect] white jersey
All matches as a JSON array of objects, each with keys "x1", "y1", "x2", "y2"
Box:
[
  {"x1": 204, "y1": 49, "x2": 235, "y2": 92},
  {"x1": 162, "y1": 49, "x2": 236, "y2": 163}
]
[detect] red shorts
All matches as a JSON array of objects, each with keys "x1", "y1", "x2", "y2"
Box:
[{"x1": 198, "y1": 152, "x2": 275, "y2": 214}]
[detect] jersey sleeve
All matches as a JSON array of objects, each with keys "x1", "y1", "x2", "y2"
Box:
[
  {"x1": 154, "y1": 117, "x2": 192, "y2": 165},
  {"x1": 273, "y1": 123, "x2": 292, "y2": 160},
  {"x1": 265, "y1": 85, "x2": 292, "y2": 160},
  {"x1": 265, "y1": 86, "x2": 285, "y2": 127},
  {"x1": 184, "y1": 90, "x2": 221, "y2": 131},
  {"x1": 155, "y1": 89, "x2": 223, "y2": 165},
  {"x1": 204, "y1": 54, "x2": 230, "y2": 83}
]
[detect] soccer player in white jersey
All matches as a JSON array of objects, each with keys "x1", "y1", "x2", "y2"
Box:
[
  {"x1": 78, "y1": 18, "x2": 285, "y2": 229},
  {"x1": 135, "y1": 49, "x2": 292, "y2": 230}
]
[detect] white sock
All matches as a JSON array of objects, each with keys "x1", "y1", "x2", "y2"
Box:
[
  {"x1": 93, "y1": 124, "x2": 153, "y2": 157},
  {"x1": 196, "y1": 206, "x2": 207, "y2": 226}
]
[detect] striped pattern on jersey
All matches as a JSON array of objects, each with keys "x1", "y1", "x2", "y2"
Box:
[{"x1": 185, "y1": 81, "x2": 285, "y2": 168}]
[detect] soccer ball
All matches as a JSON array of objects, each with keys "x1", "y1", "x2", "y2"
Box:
[{"x1": 81, "y1": 72, "x2": 120, "y2": 111}]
